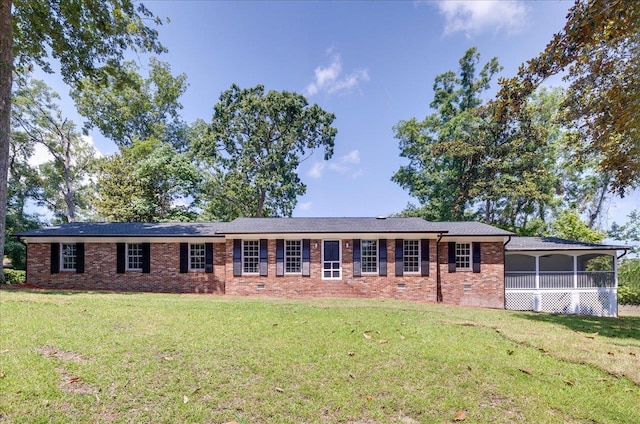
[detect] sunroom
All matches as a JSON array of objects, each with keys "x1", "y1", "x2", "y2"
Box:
[{"x1": 504, "y1": 237, "x2": 628, "y2": 317}]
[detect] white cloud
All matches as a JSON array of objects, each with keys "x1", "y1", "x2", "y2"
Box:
[
  {"x1": 305, "y1": 53, "x2": 370, "y2": 96},
  {"x1": 434, "y1": 1, "x2": 530, "y2": 38},
  {"x1": 307, "y1": 162, "x2": 326, "y2": 179},
  {"x1": 298, "y1": 201, "x2": 312, "y2": 211},
  {"x1": 307, "y1": 150, "x2": 362, "y2": 179}
]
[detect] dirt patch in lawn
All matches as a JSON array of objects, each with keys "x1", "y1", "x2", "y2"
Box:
[{"x1": 36, "y1": 346, "x2": 87, "y2": 363}]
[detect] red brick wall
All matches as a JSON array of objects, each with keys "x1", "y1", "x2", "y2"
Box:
[
  {"x1": 438, "y1": 242, "x2": 505, "y2": 308},
  {"x1": 26, "y1": 243, "x2": 225, "y2": 294},
  {"x1": 26, "y1": 240, "x2": 505, "y2": 308},
  {"x1": 224, "y1": 239, "x2": 439, "y2": 302}
]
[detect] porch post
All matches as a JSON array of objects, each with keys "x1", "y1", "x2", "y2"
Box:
[
  {"x1": 573, "y1": 255, "x2": 578, "y2": 289},
  {"x1": 572, "y1": 255, "x2": 579, "y2": 313},
  {"x1": 534, "y1": 255, "x2": 541, "y2": 312},
  {"x1": 611, "y1": 253, "x2": 619, "y2": 317}
]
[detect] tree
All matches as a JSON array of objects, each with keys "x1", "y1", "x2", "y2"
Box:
[
  {"x1": 193, "y1": 84, "x2": 337, "y2": 220},
  {"x1": 5, "y1": 129, "x2": 40, "y2": 270},
  {"x1": 71, "y1": 58, "x2": 188, "y2": 149},
  {"x1": 94, "y1": 139, "x2": 200, "y2": 222},
  {"x1": 393, "y1": 48, "x2": 561, "y2": 230},
  {"x1": 0, "y1": 0, "x2": 165, "y2": 280},
  {"x1": 609, "y1": 210, "x2": 640, "y2": 255},
  {"x1": 12, "y1": 77, "x2": 97, "y2": 222},
  {"x1": 549, "y1": 209, "x2": 605, "y2": 243},
  {"x1": 495, "y1": 0, "x2": 639, "y2": 194},
  {"x1": 392, "y1": 48, "x2": 502, "y2": 221}
]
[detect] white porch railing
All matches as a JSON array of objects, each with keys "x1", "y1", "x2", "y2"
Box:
[{"x1": 505, "y1": 271, "x2": 615, "y2": 289}]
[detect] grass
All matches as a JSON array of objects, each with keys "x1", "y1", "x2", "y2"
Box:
[{"x1": 1, "y1": 291, "x2": 639, "y2": 423}]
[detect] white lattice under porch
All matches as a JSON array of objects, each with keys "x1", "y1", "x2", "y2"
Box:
[{"x1": 505, "y1": 289, "x2": 617, "y2": 317}]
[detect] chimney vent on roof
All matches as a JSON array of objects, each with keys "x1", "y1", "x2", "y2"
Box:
[{"x1": 376, "y1": 216, "x2": 386, "y2": 220}]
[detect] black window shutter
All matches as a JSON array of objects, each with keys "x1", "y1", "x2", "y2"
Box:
[
  {"x1": 205, "y1": 243, "x2": 214, "y2": 273},
  {"x1": 50, "y1": 243, "x2": 60, "y2": 274},
  {"x1": 302, "y1": 239, "x2": 311, "y2": 277},
  {"x1": 179, "y1": 243, "x2": 189, "y2": 273},
  {"x1": 379, "y1": 239, "x2": 387, "y2": 276},
  {"x1": 276, "y1": 239, "x2": 284, "y2": 276},
  {"x1": 472, "y1": 242, "x2": 481, "y2": 273},
  {"x1": 395, "y1": 239, "x2": 403, "y2": 276},
  {"x1": 116, "y1": 243, "x2": 126, "y2": 274},
  {"x1": 259, "y1": 239, "x2": 268, "y2": 276},
  {"x1": 233, "y1": 240, "x2": 242, "y2": 276},
  {"x1": 142, "y1": 243, "x2": 151, "y2": 274},
  {"x1": 448, "y1": 242, "x2": 456, "y2": 273},
  {"x1": 352, "y1": 239, "x2": 361, "y2": 277},
  {"x1": 420, "y1": 239, "x2": 429, "y2": 276},
  {"x1": 76, "y1": 243, "x2": 85, "y2": 274}
]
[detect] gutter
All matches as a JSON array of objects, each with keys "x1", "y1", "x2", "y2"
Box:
[{"x1": 436, "y1": 232, "x2": 444, "y2": 303}]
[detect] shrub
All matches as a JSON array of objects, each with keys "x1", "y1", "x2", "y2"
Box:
[
  {"x1": 618, "y1": 284, "x2": 640, "y2": 306},
  {"x1": 3, "y1": 269, "x2": 26, "y2": 285}
]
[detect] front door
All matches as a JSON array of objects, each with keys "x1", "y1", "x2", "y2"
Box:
[{"x1": 323, "y1": 240, "x2": 341, "y2": 279}]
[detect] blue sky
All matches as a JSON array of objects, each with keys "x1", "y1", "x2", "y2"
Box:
[{"x1": 33, "y1": 0, "x2": 638, "y2": 228}]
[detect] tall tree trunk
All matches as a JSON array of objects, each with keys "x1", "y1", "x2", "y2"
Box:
[
  {"x1": 255, "y1": 188, "x2": 266, "y2": 218},
  {"x1": 0, "y1": 0, "x2": 13, "y2": 281},
  {"x1": 484, "y1": 199, "x2": 491, "y2": 224},
  {"x1": 63, "y1": 136, "x2": 75, "y2": 222}
]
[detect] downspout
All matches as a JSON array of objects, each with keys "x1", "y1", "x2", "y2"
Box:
[
  {"x1": 617, "y1": 249, "x2": 628, "y2": 261},
  {"x1": 436, "y1": 233, "x2": 444, "y2": 303},
  {"x1": 502, "y1": 236, "x2": 512, "y2": 310}
]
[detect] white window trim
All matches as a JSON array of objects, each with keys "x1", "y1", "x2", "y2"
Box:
[
  {"x1": 361, "y1": 239, "x2": 378, "y2": 275},
  {"x1": 456, "y1": 242, "x2": 472, "y2": 271},
  {"x1": 126, "y1": 243, "x2": 143, "y2": 271},
  {"x1": 284, "y1": 239, "x2": 302, "y2": 275},
  {"x1": 403, "y1": 239, "x2": 421, "y2": 274},
  {"x1": 189, "y1": 243, "x2": 206, "y2": 271},
  {"x1": 322, "y1": 240, "x2": 342, "y2": 280},
  {"x1": 242, "y1": 240, "x2": 260, "y2": 275},
  {"x1": 60, "y1": 243, "x2": 76, "y2": 272}
]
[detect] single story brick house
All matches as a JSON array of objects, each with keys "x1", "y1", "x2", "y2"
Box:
[{"x1": 16, "y1": 217, "x2": 627, "y2": 316}]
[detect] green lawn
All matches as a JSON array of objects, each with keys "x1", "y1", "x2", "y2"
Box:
[{"x1": 1, "y1": 291, "x2": 639, "y2": 423}]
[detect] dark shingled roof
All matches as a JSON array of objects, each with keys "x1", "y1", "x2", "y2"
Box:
[
  {"x1": 506, "y1": 237, "x2": 628, "y2": 251},
  {"x1": 221, "y1": 217, "x2": 446, "y2": 234},
  {"x1": 16, "y1": 222, "x2": 229, "y2": 237},
  {"x1": 17, "y1": 217, "x2": 515, "y2": 238},
  {"x1": 433, "y1": 221, "x2": 514, "y2": 236}
]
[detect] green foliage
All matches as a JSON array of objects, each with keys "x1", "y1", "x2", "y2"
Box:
[
  {"x1": 549, "y1": 210, "x2": 605, "y2": 243},
  {"x1": 72, "y1": 58, "x2": 188, "y2": 148},
  {"x1": 12, "y1": 0, "x2": 166, "y2": 85},
  {"x1": 393, "y1": 48, "x2": 562, "y2": 229},
  {"x1": 12, "y1": 77, "x2": 98, "y2": 222},
  {"x1": 193, "y1": 84, "x2": 337, "y2": 220},
  {"x1": 618, "y1": 259, "x2": 640, "y2": 306},
  {"x1": 494, "y1": 0, "x2": 640, "y2": 193},
  {"x1": 95, "y1": 139, "x2": 200, "y2": 222},
  {"x1": 3, "y1": 269, "x2": 26, "y2": 285},
  {"x1": 609, "y1": 210, "x2": 640, "y2": 255}
]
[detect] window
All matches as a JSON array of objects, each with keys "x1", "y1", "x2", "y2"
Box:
[
  {"x1": 127, "y1": 243, "x2": 143, "y2": 270},
  {"x1": 243, "y1": 240, "x2": 259, "y2": 274},
  {"x1": 190, "y1": 243, "x2": 205, "y2": 270},
  {"x1": 456, "y1": 243, "x2": 471, "y2": 270},
  {"x1": 285, "y1": 240, "x2": 301, "y2": 273},
  {"x1": 61, "y1": 243, "x2": 77, "y2": 271},
  {"x1": 361, "y1": 240, "x2": 378, "y2": 273},
  {"x1": 403, "y1": 240, "x2": 420, "y2": 273}
]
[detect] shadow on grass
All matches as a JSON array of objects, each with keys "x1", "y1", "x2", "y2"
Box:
[
  {"x1": 516, "y1": 312, "x2": 640, "y2": 340},
  {"x1": 0, "y1": 287, "x2": 139, "y2": 296}
]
